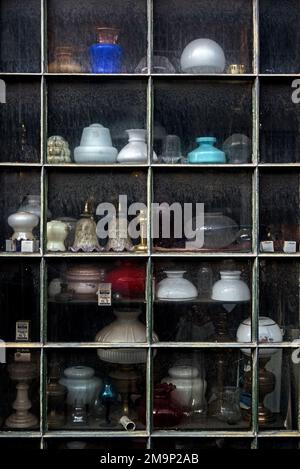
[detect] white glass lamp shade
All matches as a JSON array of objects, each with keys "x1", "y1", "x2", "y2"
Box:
[
  {"x1": 161, "y1": 365, "x2": 207, "y2": 410},
  {"x1": 237, "y1": 316, "x2": 283, "y2": 357},
  {"x1": 8, "y1": 211, "x2": 39, "y2": 241},
  {"x1": 59, "y1": 366, "x2": 102, "y2": 406},
  {"x1": 74, "y1": 123, "x2": 118, "y2": 163},
  {"x1": 156, "y1": 270, "x2": 198, "y2": 301},
  {"x1": 211, "y1": 271, "x2": 251, "y2": 303},
  {"x1": 180, "y1": 38, "x2": 226, "y2": 73},
  {"x1": 96, "y1": 309, "x2": 158, "y2": 364}
]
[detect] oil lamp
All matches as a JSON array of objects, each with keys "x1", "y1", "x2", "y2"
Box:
[
  {"x1": 237, "y1": 316, "x2": 283, "y2": 426},
  {"x1": 95, "y1": 309, "x2": 158, "y2": 420}
]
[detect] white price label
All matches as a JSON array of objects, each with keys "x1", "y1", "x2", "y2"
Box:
[
  {"x1": 97, "y1": 283, "x2": 112, "y2": 306},
  {"x1": 283, "y1": 241, "x2": 297, "y2": 253},
  {"x1": 260, "y1": 241, "x2": 274, "y2": 252}
]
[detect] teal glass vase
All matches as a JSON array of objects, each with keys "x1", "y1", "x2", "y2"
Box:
[{"x1": 188, "y1": 137, "x2": 226, "y2": 164}]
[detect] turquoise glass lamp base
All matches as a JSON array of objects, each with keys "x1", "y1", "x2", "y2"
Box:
[{"x1": 188, "y1": 137, "x2": 226, "y2": 164}]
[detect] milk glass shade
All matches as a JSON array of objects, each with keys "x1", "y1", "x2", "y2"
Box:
[
  {"x1": 211, "y1": 271, "x2": 251, "y2": 303},
  {"x1": 180, "y1": 39, "x2": 226, "y2": 73},
  {"x1": 95, "y1": 309, "x2": 158, "y2": 364},
  {"x1": 156, "y1": 271, "x2": 198, "y2": 300}
]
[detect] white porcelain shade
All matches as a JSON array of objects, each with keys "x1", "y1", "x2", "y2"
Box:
[
  {"x1": 156, "y1": 270, "x2": 198, "y2": 300},
  {"x1": 180, "y1": 38, "x2": 226, "y2": 73},
  {"x1": 237, "y1": 316, "x2": 283, "y2": 357},
  {"x1": 211, "y1": 271, "x2": 251, "y2": 303},
  {"x1": 96, "y1": 310, "x2": 158, "y2": 364}
]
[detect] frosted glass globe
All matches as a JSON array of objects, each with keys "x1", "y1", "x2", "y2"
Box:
[{"x1": 180, "y1": 38, "x2": 226, "y2": 73}]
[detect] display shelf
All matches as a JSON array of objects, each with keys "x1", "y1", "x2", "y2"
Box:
[{"x1": 0, "y1": 0, "x2": 299, "y2": 449}]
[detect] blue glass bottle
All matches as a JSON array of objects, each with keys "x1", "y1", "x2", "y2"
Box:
[
  {"x1": 90, "y1": 27, "x2": 123, "y2": 74},
  {"x1": 188, "y1": 137, "x2": 226, "y2": 164}
]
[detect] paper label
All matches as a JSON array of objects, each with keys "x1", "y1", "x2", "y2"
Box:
[
  {"x1": 16, "y1": 321, "x2": 30, "y2": 342},
  {"x1": 6, "y1": 240, "x2": 16, "y2": 252},
  {"x1": 283, "y1": 241, "x2": 297, "y2": 253},
  {"x1": 260, "y1": 241, "x2": 274, "y2": 252},
  {"x1": 21, "y1": 240, "x2": 35, "y2": 252},
  {"x1": 97, "y1": 283, "x2": 112, "y2": 306}
]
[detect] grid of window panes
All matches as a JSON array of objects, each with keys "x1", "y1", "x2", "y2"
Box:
[{"x1": 0, "y1": 0, "x2": 299, "y2": 450}]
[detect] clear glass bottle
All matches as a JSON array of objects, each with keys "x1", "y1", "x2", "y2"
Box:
[{"x1": 70, "y1": 399, "x2": 88, "y2": 426}]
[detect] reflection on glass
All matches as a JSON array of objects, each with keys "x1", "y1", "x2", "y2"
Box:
[
  {"x1": 46, "y1": 350, "x2": 146, "y2": 431},
  {"x1": 153, "y1": 350, "x2": 250, "y2": 430}
]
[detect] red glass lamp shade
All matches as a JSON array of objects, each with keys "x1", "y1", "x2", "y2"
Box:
[{"x1": 106, "y1": 262, "x2": 146, "y2": 299}]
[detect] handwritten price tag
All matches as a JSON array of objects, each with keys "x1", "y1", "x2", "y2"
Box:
[{"x1": 97, "y1": 283, "x2": 112, "y2": 306}]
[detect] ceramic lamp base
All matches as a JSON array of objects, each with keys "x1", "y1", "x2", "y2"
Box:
[
  {"x1": 6, "y1": 383, "x2": 38, "y2": 429},
  {"x1": 6, "y1": 411, "x2": 38, "y2": 429}
]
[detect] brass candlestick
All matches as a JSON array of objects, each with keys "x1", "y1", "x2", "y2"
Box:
[
  {"x1": 135, "y1": 209, "x2": 148, "y2": 253},
  {"x1": 6, "y1": 361, "x2": 38, "y2": 429}
]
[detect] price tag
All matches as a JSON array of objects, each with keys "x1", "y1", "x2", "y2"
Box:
[
  {"x1": 260, "y1": 241, "x2": 274, "y2": 252},
  {"x1": 5, "y1": 240, "x2": 16, "y2": 252},
  {"x1": 97, "y1": 283, "x2": 112, "y2": 306},
  {"x1": 21, "y1": 240, "x2": 35, "y2": 253},
  {"x1": 16, "y1": 321, "x2": 30, "y2": 342},
  {"x1": 283, "y1": 241, "x2": 297, "y2": 253}
]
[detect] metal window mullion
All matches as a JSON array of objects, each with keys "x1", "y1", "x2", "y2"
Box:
[
  {"x1": 40, "y1": 0, "x2": 47, "y2": 448},
  {"x1": 253, "y1": 0, "x2": 260, "y2": 75},
  {"x1": 148, "y1": 7, "x2": 154, "y2": 439},
  {"x1": 252, "y1": 0, "x2": 260, "y2": 432},
  {"x1": 251, "y1": 436, "x2": 258, "y2": 449},
  {"x1": 147, "y1": 0, "x2": 153, "y2": 74}
]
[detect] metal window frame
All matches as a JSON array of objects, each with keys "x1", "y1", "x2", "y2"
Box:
[{"x1": 0, "y1": 0, "x2": 299, "y2": 450}]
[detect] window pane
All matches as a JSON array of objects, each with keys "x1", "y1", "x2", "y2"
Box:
[
  {"x1": 153, "y1": 0, "x2": 253, "y2": 74},
  {"x1": 47, "y1": 0, "x2": 147, "y2": 74},
  {"x1": 153, "y1": 349, "x2": 252, "y2": 430}
]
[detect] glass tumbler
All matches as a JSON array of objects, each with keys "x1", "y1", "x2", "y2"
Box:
[{"x1": 209, "y1": 386, "x2": 242, "y2": 425}]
